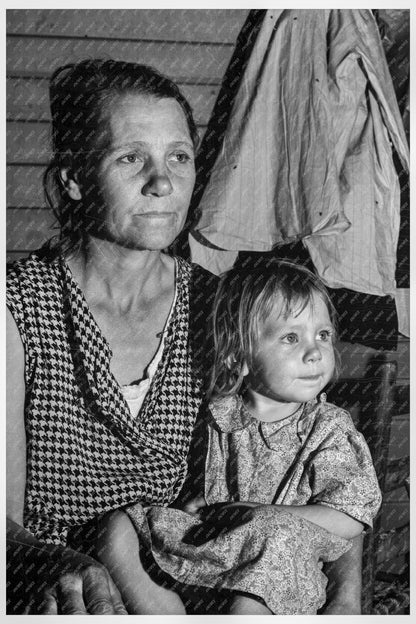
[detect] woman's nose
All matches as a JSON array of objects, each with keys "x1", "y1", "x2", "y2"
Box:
[
  {"x1": 142, "y1": 166, "x2": 173, "y2": 197},
  {"x1": 303, "y1": 342, "x2": 322, "y2": 363}
]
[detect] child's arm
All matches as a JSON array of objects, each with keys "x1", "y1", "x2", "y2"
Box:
[
  {"x1": 193, "y1": 501, "x2": 363, "y2": 539},
  {"x1": 271, "y1": 503, "x2": 363, "y2": 539}
]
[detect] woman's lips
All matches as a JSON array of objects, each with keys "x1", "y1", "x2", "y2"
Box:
[{"x1": 135, "y1": 211, "x2": 174, "y2": 218}]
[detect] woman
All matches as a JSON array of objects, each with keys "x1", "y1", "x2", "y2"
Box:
[
  {"x1": 7, "y1": 59, "x2": 217, "y2": 614},
  {"x1": 7, "y1": 58, "x2": 362, "y2": 615}
]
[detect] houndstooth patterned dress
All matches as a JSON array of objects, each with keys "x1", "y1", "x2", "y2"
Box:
[{"x1": 7, "y1": 249, "x2": 215, "y2": 546}]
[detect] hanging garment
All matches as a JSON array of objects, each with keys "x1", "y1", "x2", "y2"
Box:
[{"x1": 191, "y1": 9, "x2": 409, "y2": 297}]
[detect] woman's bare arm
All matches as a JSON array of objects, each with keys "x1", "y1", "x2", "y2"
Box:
[
  {"x1": 6, "y1": 308, "x2": 26, "y2": 525},
  {"x1": 6, "y1": 309, "x2": 127, "y2": 615}
]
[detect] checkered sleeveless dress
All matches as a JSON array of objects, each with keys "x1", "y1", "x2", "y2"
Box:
[{"x1": 7, "y1": 251, "x2": 213, "y2": 546}]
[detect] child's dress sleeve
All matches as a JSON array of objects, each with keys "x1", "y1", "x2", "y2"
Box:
[{"x1": 305, "y1": 405, "x2": 382, "y2": 528}]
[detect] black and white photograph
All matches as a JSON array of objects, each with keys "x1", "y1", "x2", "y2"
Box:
[{"x1": 5, "y1": 5, "x2": 411, "y2": 618}]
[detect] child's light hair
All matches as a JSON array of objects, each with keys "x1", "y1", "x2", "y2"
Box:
[{"x1": 209, "y1": 260, "x2": 339, "y2": 398}]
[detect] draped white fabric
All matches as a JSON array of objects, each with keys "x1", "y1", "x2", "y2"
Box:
[{"x1": 191, "y1": 9, "x2": 409, "y2": 299}]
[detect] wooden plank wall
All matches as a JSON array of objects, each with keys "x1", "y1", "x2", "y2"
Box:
[{"x1": 6, "y1": 8, "x2": 249, "y2": 262}]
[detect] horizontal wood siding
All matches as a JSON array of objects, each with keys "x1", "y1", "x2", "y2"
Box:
[
  {"x1": 7, "y1": 166, "x2": 45, "y2": 206},
  {"x1": 6, "y1": 9, "x2": 246, "y2": 43},
  {"x1": 6, "y1": 8, "x2": 248, "y2": 257},
  {"x1": 7, "y1": 78, "x2": 219, "y2": 123},
  {"x1": 7, "y1": 37, "x2": 234, "y2": 82},
  {"x1": 7, "y1": 208, "x2": 56, "y2": 251}
]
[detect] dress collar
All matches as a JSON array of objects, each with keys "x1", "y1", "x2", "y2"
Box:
[{"x1": 209, "y1": 394, "x2": 324, "y2": 445}]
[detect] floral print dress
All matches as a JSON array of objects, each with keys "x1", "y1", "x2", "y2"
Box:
[{"x1": 126, "y1": 394, "x2": 381, "y2": 614}]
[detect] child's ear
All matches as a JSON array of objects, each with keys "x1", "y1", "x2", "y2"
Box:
[
  {"x1": 59, "y1": 167, "x2": 82, "y2": 201},
  {"x1": 225, "y1": 356, "x2": 234, "y2": 370},
  {"x1": 225, "y1": 357, "x2": 249, "y2": 377}
]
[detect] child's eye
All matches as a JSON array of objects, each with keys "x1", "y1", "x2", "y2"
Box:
[
  {"x1": 318, "y1": 330, "x2": 333, "y2": 342},
  {"x1": 282, "y1": 333, "x2": 298, "y2": 344}
]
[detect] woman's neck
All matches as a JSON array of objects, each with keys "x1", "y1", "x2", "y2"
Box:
[{"x1": 65, "y1": 237, "x2": 174, "y2": 310}]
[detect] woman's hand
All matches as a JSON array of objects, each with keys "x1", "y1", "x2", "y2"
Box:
[
  {"x1": 37, "y1": 550, "x2": 128, "y2": 615},
  {"x1": 7, "y1": 518, "x2": 128, "y2": 615}
]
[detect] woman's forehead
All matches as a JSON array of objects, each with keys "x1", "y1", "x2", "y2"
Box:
[{"x1": 105, "y1": 93, "x2": 192, "y2": 146}]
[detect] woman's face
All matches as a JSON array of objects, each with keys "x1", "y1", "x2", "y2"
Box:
[{"x1": 83, "y1": 93, "x2": 196, "y2": 250}]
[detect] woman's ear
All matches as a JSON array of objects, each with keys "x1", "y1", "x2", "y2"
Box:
[
  {"x1": 241, "y1": 362, "x2": 249, "y2": 377},
  {"x1": 59, "y1": 168, "x2": 82, "y2": 201}
]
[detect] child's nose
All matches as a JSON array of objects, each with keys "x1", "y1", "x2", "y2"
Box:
[{"x1": 303, "y1": 342, "x2": 322, "y2": 363}]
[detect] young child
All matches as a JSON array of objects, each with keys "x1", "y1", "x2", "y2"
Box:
[{"x1": 95, "y1": 261, "x2": 382, "y2": 614}]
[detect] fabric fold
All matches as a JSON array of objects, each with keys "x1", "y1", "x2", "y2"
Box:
[{"x1": 191, "y1": 9, "x2": 409, "y2": 297}]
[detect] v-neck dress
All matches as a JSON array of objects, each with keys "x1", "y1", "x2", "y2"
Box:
[{"x1": 7, "y1": 249, "x2": 217, "y2": 545}]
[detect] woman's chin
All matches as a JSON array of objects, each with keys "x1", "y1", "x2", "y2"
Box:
[{"x1": 87, "y1": 230, "x2": 179, "y2": 252}]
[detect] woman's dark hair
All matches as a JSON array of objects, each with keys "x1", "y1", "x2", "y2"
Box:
[
  {"x1": 42, "y1": 59, "x2": 198, "y2": 258},
  {"x1": 209, "y1": 260, "x2": 339, "y2": 398}
]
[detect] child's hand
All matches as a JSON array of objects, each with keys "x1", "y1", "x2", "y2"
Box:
[
  {"x1": 181, "y1": 496, "x2": 207, "y2": 516},
  {"x1": 181, "y1": 501, "x2": 258, "y2": 546},
  {"x1": 198, "y1": 501, "x2": 258, "y2": 527}
]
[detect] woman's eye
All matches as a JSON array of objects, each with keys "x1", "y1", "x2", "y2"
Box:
[
  {"x1": 119, "y1": 154, "x2": 142, "y2": 164},
  {"x1": 282, "y1": 333, "x2": 298, "y2": 344},
  {"x1": 169, "y1": 152, "x2": 192, "y2": 164}
]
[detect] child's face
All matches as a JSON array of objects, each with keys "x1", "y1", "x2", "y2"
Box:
[{"x1": 245, "y1": 292, "x2": 335, "y2": 412}]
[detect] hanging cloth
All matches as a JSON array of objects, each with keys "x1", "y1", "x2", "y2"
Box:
[{"x1": 191, "y1": 9, "x2": 409, "y2": 297}]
